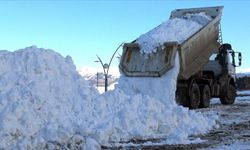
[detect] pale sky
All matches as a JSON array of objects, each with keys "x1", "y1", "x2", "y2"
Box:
[{"x1": 0, "y1": 0, "x2": 249, "y2": 72}]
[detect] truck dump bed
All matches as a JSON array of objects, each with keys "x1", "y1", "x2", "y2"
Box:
[{"x1": 119, "y1": 6, "x2": 223, "y2": 79}]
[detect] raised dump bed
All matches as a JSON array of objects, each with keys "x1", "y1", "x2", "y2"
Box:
[{"x1": 119, "y1": 6, "x2": 223, "y2": 80}]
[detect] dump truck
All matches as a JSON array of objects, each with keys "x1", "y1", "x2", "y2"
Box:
[{"x1": 119, "y1": 6, "x2": 242, "y2": 109}]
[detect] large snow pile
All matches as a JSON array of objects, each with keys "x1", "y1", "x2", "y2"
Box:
[
  {"x1": 90, "y1": 12, "x2": 216, "y2": 145},
  {"x1": 0, "y1": 46, "x2": 217, "y2": 149},
  {"x1": 0, "y1": 12, "x2": 217, "y2": 149},
  {"x1": 0, "y1": 46, "x2": 99, "y2": 148},
  {"x1": 90, "y1": 53, "x2": 217, "y2": 146},
  {"x1": 136, "y1": 12, "x2": 212, "y2": 54}
]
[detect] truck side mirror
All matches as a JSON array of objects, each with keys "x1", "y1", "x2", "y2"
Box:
[
  {"x1": 230, "y1": 51, "x2": 236, "y2": 67},
  {"x1": 238, "y1": 52, "x2": 242, "y2": 66}
]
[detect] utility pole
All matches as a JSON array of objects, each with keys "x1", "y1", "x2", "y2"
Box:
[
  {"x1": 96, "y1": 72, "x2": 99, "y2": 90},
  {"x1": 95, "y1": 42, "x2": 124, "y2": 92}
]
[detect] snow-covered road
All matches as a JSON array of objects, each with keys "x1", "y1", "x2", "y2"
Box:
[{"x1": 104, "y1": 90, "x2": 250, "y2": 149}]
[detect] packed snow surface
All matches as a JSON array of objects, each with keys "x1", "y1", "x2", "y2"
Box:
[
  {"x1": 136, "y1": 12, "x2": 212, "y2": 54},
  {"x1": 0, "y1": 46, "x2": 217, "y2": 149}
]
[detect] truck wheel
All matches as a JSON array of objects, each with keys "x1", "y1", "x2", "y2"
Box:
[
  {"x1": 220, "y1": 84, "x2": 236, "y2": 105},
  {"x1": 199, "y1": 85, "x2": 211, "y2": 108},
  {"x1": 176, "y1": 88, "x2": 189, "y2": 107},
  {"x1": 189, "y1": 83, "x2": 200, "y2": 109}
]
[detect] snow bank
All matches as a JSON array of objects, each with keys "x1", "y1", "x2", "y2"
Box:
[
  {"x1": 136, "y1": 12, "x2": 212, "y2": 54},
  {"x1": 0, "y1": 46, "x2": 98, "y2": 148}
]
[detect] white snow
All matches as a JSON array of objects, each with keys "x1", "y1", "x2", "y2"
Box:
[
  {"x1": 237, "y1": 90, "x2": 250, "y2": 95},
  {"x1": 78, "y1": 66, "x2": 120, "y2": 93},
  {"x1": 136, "y1": 12, "x2": 212, "y2": 54},
  {"x1": 0, "y1": 46, "x2": 99, "y2": 148},
  {"x1": 208, "y1": 95, "x2": 250, "y2": 126},
  {"x1": 87, "y1": 53, "x2": 217, "y2": 146},
  {"x1": 0, "y1": 46, "x2": 217, "y2": 149},
  {"x1": 0, "y1": 12, "x2": 217, "y2": 149}
]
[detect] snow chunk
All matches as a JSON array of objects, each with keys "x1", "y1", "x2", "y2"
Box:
[{"x1": 136, "y1": 12, "x2": 212, "y2": 54}]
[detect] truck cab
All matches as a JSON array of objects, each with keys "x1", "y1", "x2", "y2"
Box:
[{"x1": 202, "y1": 43, "x2": 242, "y2": 105}]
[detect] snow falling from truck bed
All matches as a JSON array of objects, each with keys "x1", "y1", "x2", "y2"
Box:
[
  {"x1": 136, "y1": 12, "x2": 212, "y2": 54},
  {"x1": 0, "y1": 12, "x2": 217, "y2": 149}
]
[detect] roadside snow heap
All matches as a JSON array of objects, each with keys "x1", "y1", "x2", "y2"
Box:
[{"x1": 0, "y1": 12, "x2": 218, "y2": 149}]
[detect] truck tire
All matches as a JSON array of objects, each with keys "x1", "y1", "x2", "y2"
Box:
[
  {"x1": 189, "y1": 83, "x2": 200, "y2": 109},
  {"x1": 199, "y1": 85, "x2": 211, "y2": 108},
  {"x1": 176, "y1": 87, "x2": 189, "y2": 107},
  {"x1": 220, "y1": 84, "x2": 236, "y2": 105}
]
